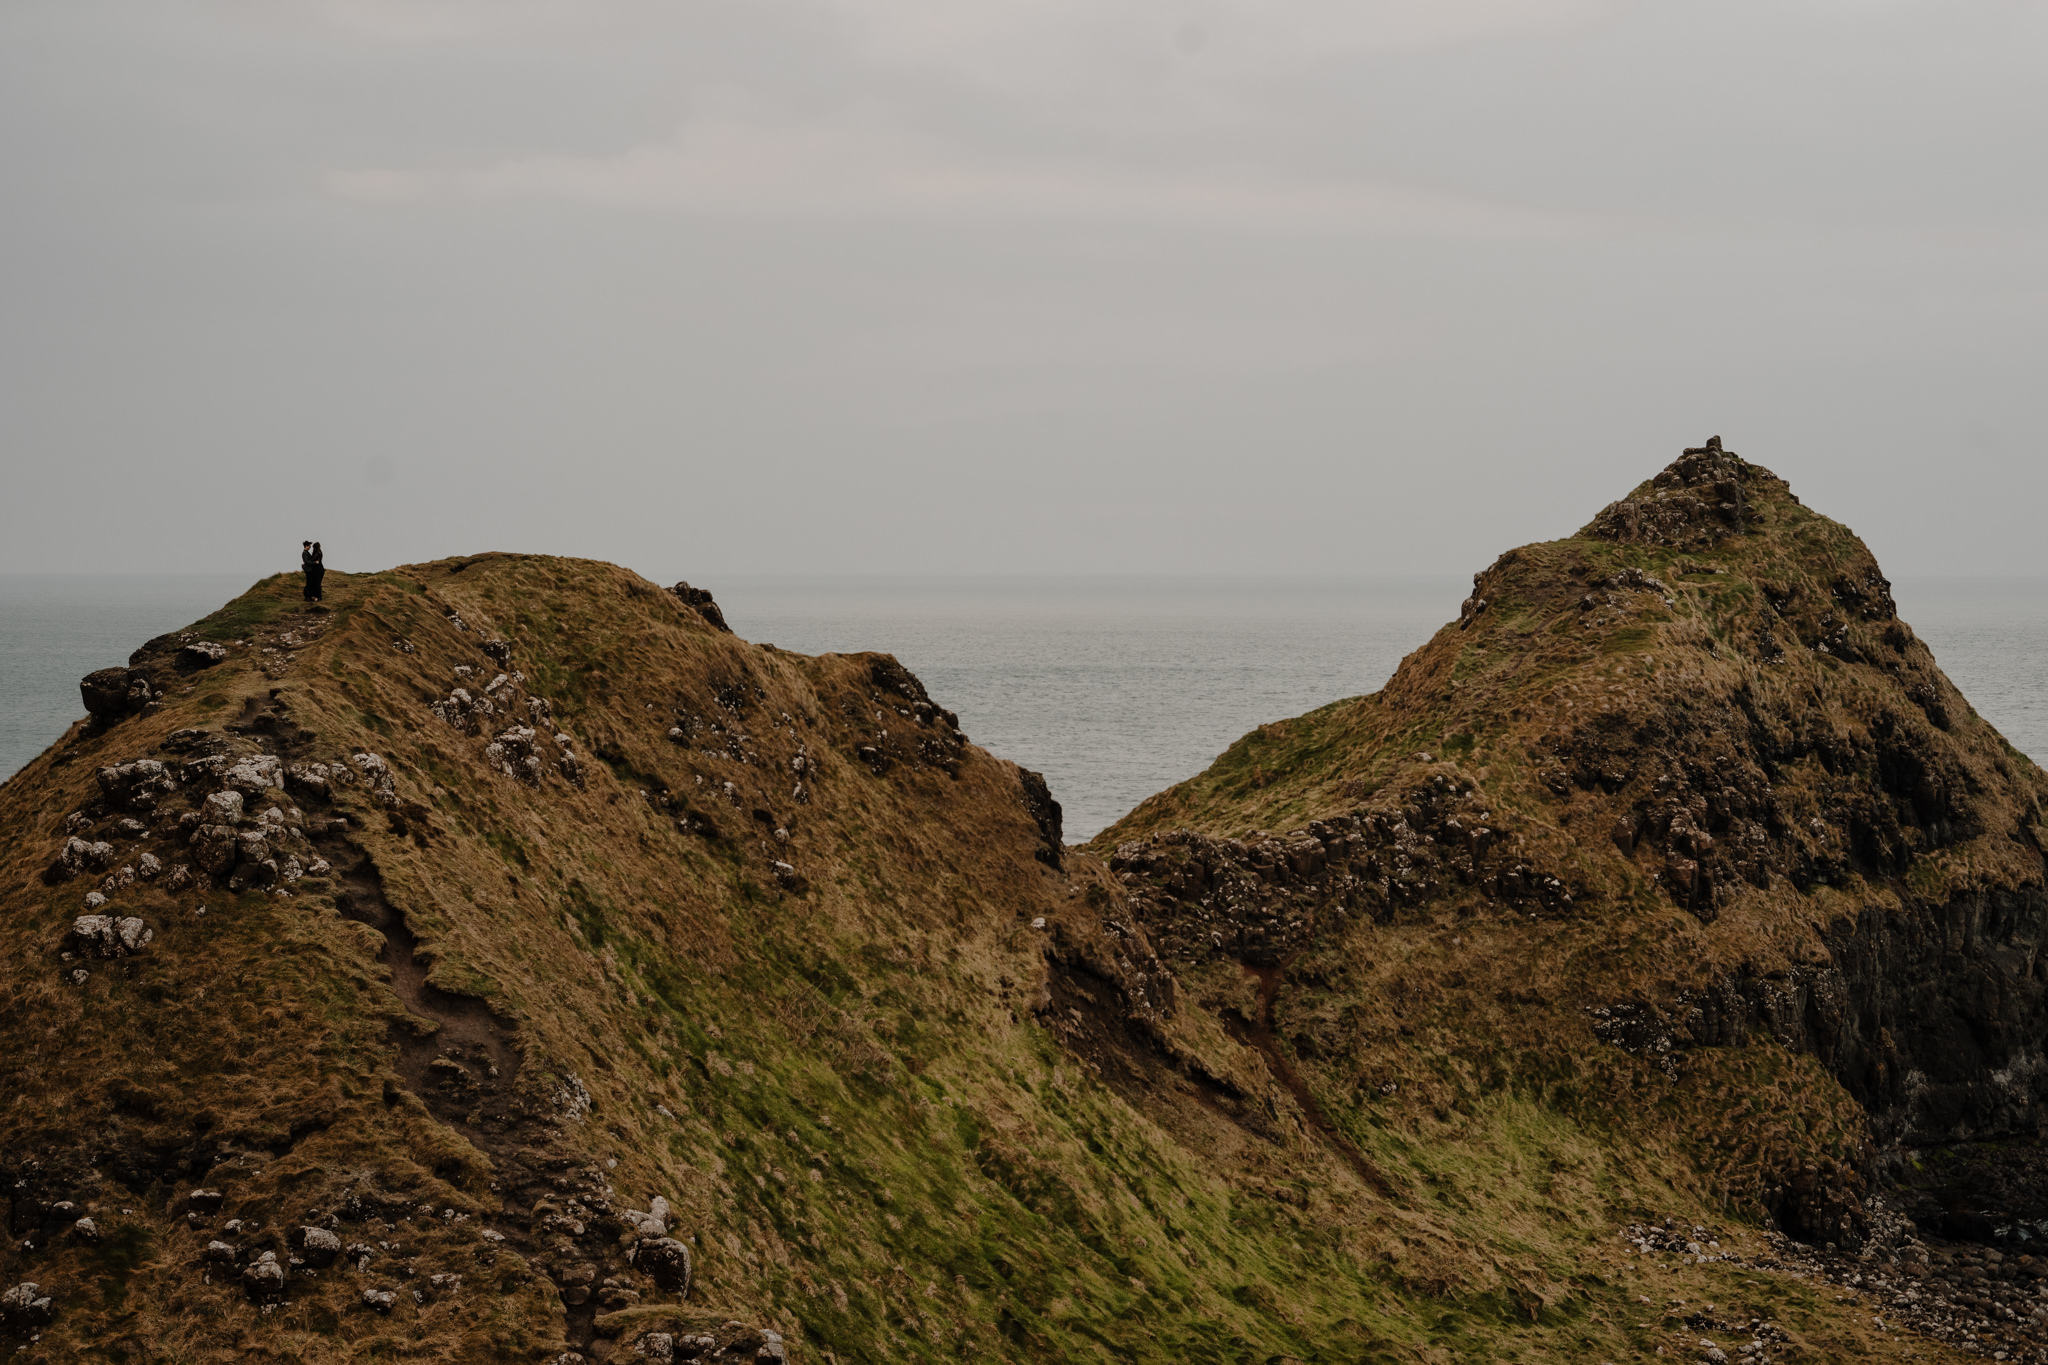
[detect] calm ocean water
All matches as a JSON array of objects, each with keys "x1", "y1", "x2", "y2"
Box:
[{"x1": 4, "y1": 574, "x2": 2044, "y2": 840}]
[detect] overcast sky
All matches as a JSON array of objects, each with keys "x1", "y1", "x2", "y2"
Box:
[{"x1": 2, "y1": 0, "x2": 2044, "y2": 582}]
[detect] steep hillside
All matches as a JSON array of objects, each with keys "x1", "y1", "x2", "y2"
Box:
[{"x1": 0, "y1": 444, "x2": 2041, "y2": 1364}]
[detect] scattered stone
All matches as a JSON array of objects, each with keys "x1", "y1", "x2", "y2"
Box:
[
  {"x1": 82, "y1": 890, "x2": 107, "y2": 911},
  {"x1": 771, "y1": 862, "x2": 807, "y2": 894},
  {"x1": 295, "y1": 1226, "x2": 341, "y2": 1269},
  {"x1": 69, "y1": 914, "x2": 152, "y2": 957},
  {"x1": 1, "y1": 1282, "x2": 54, "y2": 1329},
  {"x1": 137, "y1": 852, "x2": 162, "y2": 879},
  {"x1": 391, "y1": 636, "x2": 415, "y2": 654},
  {"x1": 362, "y1": 1287, "x2": 397, "y2": 1313},
  {"x1": 635, "y1": 1332, "x2": 674, "y2": 1362},
  {"x1": 204, "y1": 790, "x2": 245, "y2": 824},
  {"x1": 622, "y1": 1195, "x2": 671, "y2": 1240},
  {"x1": 351, "y1": 752, "x2": 399, "y2": 806},
  {"x1": 188, "y1": 1188, "x2": 224, "y2": 1213},
  {"x1": 49, "y1": 836, "x2": 115, "y2": 882},
  {"x1": 179, "y1": 639, "x2": 228, "y2": 667},
  {"x1": 202, "y1": 1240, "x2": 237, "y2": 1265},
  {"x1": 483, "y1": 726, "x2": 545, "y2": 784},
  {"x1": 69, "y1": 1217, "x2": 99, "y2": 1244},
  {"x1": 242, "y1": 1252, "x2": 286, "y2": 1302}
]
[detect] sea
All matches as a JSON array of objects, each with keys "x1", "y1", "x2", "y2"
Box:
[{"x1": 4, "y1": 574, "x2": 2045, "y2": 841}]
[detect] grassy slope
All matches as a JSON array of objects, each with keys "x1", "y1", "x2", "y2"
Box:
[{"x1": 0, "y1": 476, "x2": 2016, "y2": 1363}]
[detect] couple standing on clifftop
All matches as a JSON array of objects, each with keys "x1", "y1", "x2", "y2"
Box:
[{"x1": 301, "y1": 541, "x2": 325, "y2": 602}]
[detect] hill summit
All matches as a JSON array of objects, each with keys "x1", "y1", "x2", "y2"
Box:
[{"x1": 2, "y1": 440, "x2": 2045, "y2": 1364}]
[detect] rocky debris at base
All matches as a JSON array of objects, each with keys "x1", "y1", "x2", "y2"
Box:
[
  {"x1": 1625, "y1": 1200, "x2": 2048, "y2": 1364},
  {"x1": 623, "y1": 1321, "x2": 787, "y2": 1363},
  {"x1": 351, "y1": 752, "x2": 399, "y2": 807},
  {"x1": 1, "y1": 1281, "x2": 54, "y2": 1330},
  {"x1": 68, "y1": 914, "x2": 153, "y2": 958}
]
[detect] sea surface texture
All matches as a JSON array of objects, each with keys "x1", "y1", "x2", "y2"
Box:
[{"x1": 3, "y1": 574, "x2": 2044, "y2": 841}]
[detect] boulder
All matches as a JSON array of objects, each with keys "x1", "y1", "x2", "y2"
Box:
[
  {"x1": 49, "y1": 837, "x2": 114, "y2": 882},
  {"x1": 484, "y1": 726, "x2": 545, "y2": 784},
  {"x1": 627, "y1": 1236, "x2": 692, "y2": 1297},
  {"x1": 71, "y1": 1217, "x2": 100, "y2": 1244},
  {"x1": 241, "y1": 1252, "x2": 286, "y2": 1302},
  {"x1": 204, "y1": 790, "x2": 244, "y2": 824},
  {"x1": 80, "y1": 668, "x2": 155, "y2": 725},
  {"x1": 69, "y1": 915, "x2": 153, "y2": 958},
  {"x1": 179, "y1": 640, "x2": 228, "y2": 668},
  {"x1": 295, "y1": 1226, "x2": 341, "y2": 1269},
  {"x1": 95, "y1": 759, "x2": 178, "y2": 811},
  {"x1": 223, "y1": 755, "x2": 284, "y2": 796},
  {"x1": 189, "y1": 824, "x2": 239, "y2": 876},
  {"x1": 137, "y1": 852, "x2": 162, "y2": 879},
  {"x1": 0, "y1": 1282, "x2": 54, "y2": 1329}
]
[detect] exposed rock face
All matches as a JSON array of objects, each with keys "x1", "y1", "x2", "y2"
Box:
[
  {"x1": 1100, "y1": 439, "x2": 2048, "y2": 1258},
  {"x1": 78, "y1": 668, "x2": 155, "y2": 725},
  {"x1": 668, "y1": 581, "x2": 731, "y2": 632}
]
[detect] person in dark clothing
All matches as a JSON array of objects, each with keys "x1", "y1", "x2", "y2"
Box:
[{"x1": 302, "y1": 541, "x2": 326, "y2": 602}]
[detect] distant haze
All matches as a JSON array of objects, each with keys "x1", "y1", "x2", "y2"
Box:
[{"x1": 2, "y1": 1, "x2": 2044, "y2": 582}]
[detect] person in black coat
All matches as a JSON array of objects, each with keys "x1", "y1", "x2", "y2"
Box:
[{"x1": 302, "y1": 541, "x2": 326, "y2": 602}]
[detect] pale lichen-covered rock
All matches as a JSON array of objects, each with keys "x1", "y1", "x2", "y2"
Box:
[
  {"x1": 621, "y1": 1195, "x2": 670, "y2": 1240},
  {"x1": 70, "y1": 915, "x2": 153, "y2": 957},
  {"x1": 222, "y1": 755, "x2": 285, "y2": 796},
  {"x1": 161, "y1": 862, "x2": 193, "y2": 893},
  {"x1": 1, "y1": 1281, "x2": 55, "y2": 1329},
  {"x1": 484, "y1": 726, "x2": 545, "y2": 784},
  {"x1": 137, "y1": 852, "x2": 162, "y2": 879},
  {"x1": 204, "y1": 790, "x2": 244, "y2": 825},
  {"x1": 351, "y1": 752, "x2": 398, "y2": 806},
  {"x1": 49, "y1": 837, "x2": 113, "y2": 882},
  {"x1": 96, "y1": 758, "x2": 178, "y2": 811},
  {"x1": 362, "y1": 1287, "x2": 397, "y2": 1313},
  {"x1": 242, "y1": 1252, "x2": 286, "y2": 1302},
  {"x1": 179, "y1": 639, "x2": 228, "y2": 667},
  {"x1": 295, "y1": 1226, "x2": 341, "y2": 1269}
]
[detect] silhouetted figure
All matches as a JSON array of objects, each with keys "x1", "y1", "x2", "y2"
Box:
[{"x1": 302, "y1": 541, "x2": 326, "y2": 602}]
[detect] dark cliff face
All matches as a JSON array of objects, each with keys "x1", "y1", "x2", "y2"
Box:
[{"x1": 1099, "y1": 441, "x2": 2048, "y2": 1250}]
